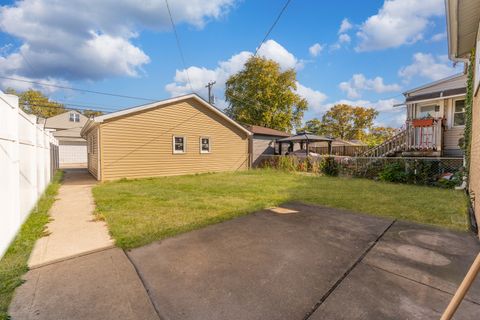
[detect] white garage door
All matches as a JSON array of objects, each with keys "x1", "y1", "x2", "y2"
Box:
[{"x1": 59, "y1": 141, "x2": 87, "y2": 165}]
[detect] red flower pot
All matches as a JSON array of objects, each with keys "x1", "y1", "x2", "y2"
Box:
[{"x1": 412, "y1": 118, "x2": 434, "y2": 127}]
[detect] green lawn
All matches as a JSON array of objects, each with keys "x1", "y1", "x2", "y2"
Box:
[
  {"x1": 0, "y1": 171, "x2": 63, "y2": 320},
  {"x1": 92, "y1": 169, "x2": 469, "y2": 249}
]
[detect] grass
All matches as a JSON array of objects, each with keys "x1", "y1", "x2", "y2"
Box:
[
  {"x1": 92, "y1": 169, "x2": 469, "y2": 249},
  {"x1": 0, "y1": 171, "x2": 63, "y2": 320}
]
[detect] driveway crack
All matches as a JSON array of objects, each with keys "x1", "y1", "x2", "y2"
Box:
[
  {"x1": 123, "y1": 249, "x2": 164, "y2": 320},
  {"x1": 302, "y1": 219, "x2": 397, "y2": 320}
]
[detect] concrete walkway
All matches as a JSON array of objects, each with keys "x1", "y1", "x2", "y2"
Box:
[{"x1": 28, "y1": 169, "x2": 114, "y2": 268}]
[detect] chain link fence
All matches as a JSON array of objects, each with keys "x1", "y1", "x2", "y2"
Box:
[{"x1": 255, "y1": 155, "x2": 465, "y2": 188}]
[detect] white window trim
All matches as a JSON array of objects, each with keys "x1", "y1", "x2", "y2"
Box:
[
  {"x1": 173, "y1": 135, "x2": 186, "y2": 154},
  {"x1": 200, "y1": 136, "x2": 211, "y2": 154},
  {"x1": 452, "y1": 98, "x2": 466, "y2": 128}
]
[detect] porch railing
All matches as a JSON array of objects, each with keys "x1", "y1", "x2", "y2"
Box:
[{"x1": 362, "y1": 117, "x2": 443, "y2": 157}]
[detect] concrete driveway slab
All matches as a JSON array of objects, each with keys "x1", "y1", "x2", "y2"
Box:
[
  {"x1": 309, "y1": 263, "x2": 479, "y2": 320},
  {"x1": 127, "y1": 203, "x2": 393, "y2": 320},
  {"x1": 364, "y1": 221, "x2": 480, "y2": 304},
  {"x1": 9, "y1": 248, "x2": 159, "y2": 320}
]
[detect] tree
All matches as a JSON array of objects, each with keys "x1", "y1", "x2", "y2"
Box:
[
  {"x1": 5, "y1": 88, "x2": 66, "y2": 118},
  {"x1": 302, "y1": 118, "x2": 323, "y2": 134},
  {"x1": 224, "y1": 56, "x2": 307, "y2": 132},
  {"x1": 83, "y1": 110, "x2": 104, "y2": 118},
  {"x1": 318, "y1": 104, "x2": 378, "y2": 140},
  {"x1": 364, "y1": 126, "x2": 398, "y2": 147}
]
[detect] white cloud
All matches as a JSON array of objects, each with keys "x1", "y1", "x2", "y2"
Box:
[
  {"x1": 355, "y1": 0, "x2": 444, "y2": 52},
  {"x1": 309, "y1": 43, "x2": 324, "y2": 57},
  {"x1": 338, "y1": 34, "x2": 351, "y2": 44},
  {"x1": 430, "y1": 32, "x2": 447, "y2": 42},
  {"x1": 165, "y1": 40, "x2": 326, "y2": 112},
  {"x1": 398, "y1": 52, "x2": 462, "y2": 82},
  {"x1": 256, "y1": 40, "x2": 302, "y2": 70},
  {"x1": 0, "y1": 0, "x2": 236, "y2": 85},
  {"x1": 338, "y1": 18, "x2": 353, "y2": 34},
  {"x1": 329, "y1": 43, "x2": 341, "y2": 51},
  {"x1": 295, "y1": 82, "x2": 327, "y2": 112},
  {"x1": 339, "y1": 74, "x2": 401, "y2": 99}
]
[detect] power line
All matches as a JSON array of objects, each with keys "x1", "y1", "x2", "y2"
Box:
[
  {"x1": 254, "y1": 0, "x2": 293, "y2": 56},
  {"x1": 164, "y1": 0, "x2": 194, "y2": 93},
  {"x1": 0, "y1": 76, "x2": 159, "y2": 102}
]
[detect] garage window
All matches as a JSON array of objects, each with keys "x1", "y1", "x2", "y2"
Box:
[
  {"x1": 200, "y1": 137, "x2": 210, "y2": 153},
  {"x1": 173, "y1": 136, "x2": 186, "y2": 154},
  {"x1": 69, "y1": 112, "x2": 80, "y2": 122}
]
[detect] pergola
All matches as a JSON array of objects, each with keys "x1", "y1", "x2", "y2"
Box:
[{"x1": 277, "y1": 132, "x2": 334, "y2": 155}]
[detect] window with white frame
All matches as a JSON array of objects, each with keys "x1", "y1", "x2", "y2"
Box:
[
  {"x1": 453, "y1": 99, "x2": 466, "y2": 126},
  {"x1": 69, "y1": 112, "x2": 80, "y2": 122},
  {"x1": 200, "y1": 137, "x2": 210, "y2": 153},
  {"x1": 418, "y1": 105, "x2": 439, "y2": 118},
  {"x1": 173, "y1": 136, "x2": 186, "y2": 153}
]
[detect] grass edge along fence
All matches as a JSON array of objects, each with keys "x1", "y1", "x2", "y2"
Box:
[
  {"x1": 256, "y1": 155, "x2": 465, "y2": 189},
  {"x1": 0, "y1": 170, "x2": 63, "y2": 320}
]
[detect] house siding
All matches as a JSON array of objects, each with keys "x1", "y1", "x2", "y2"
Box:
[
  {"x1": 98, "y1": 98, "x2": 249, "y2": 180},
  {"x1": 409, "y1": 74, "x2": 466, "y2": 96},
  {"x1": 86, "y1": 126, "x2": 99, "y2": 179},
  {"x1": 444, "y1": 127, "x2": 464, "y2": 155},
  {"x1": 470, "y1": 74, "x2": 480, "y2": 233}
]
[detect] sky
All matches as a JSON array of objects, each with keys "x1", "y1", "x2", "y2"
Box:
[{"x1": 0, "y1": 0, "x2": 463, "y2": 128}]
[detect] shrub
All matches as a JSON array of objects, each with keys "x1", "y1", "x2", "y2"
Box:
[
  {"x1": 379, "y1": 162, "x2": 408, "y2": 183},
  {"x1": 321, "y1": 157, "x2": 340, "y2": 176},
  {"x1": 277, "y1": 156, "x2": 297, "y2": 171}
]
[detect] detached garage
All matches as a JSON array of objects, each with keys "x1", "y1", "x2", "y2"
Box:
[
  {"x1": 81, "y1": 94, "x2": 251, "y2": 181},
  {"x1": 43, "y1": 111, "x2": 88, "y2": 167}
]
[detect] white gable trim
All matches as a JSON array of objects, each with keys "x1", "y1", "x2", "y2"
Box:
[
  {"x1": 403, "y1": 73, "x2": 466, "y2": 96},
  {"x1": 92, "y1": 94, "x2": 251, "y2": 136}
]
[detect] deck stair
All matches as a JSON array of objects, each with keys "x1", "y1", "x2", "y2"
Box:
[{"x1": 362, "y1": 128, "x2": 408, "y2": 157}]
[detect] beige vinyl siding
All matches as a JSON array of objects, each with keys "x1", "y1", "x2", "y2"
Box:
[
  {"x1": 99, "y1": 98, "x2": 249, "y2": 180},
  {"x1": 409, "y1": 74, "x2": 466, "y2": 96},
  {"x1": 470, "y1": 42, "x2": 480, "y2": 234},
  {"x1": 86, "y1": 127, "x2": 100, "y2": 179},
  {"x1": 443, "y1": 127, "x2": 464, "y2": 153}
]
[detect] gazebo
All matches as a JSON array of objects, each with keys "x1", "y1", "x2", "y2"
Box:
[{"x1": 276, "y1": 132, "x2": 334, "y2": 156}]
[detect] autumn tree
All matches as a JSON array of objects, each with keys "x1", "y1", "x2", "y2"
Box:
[
  {"x1": 224, "y1": 56, "x2": 307, "y2": 132},
  {"x1": 5, "y1": 88, "x2": 66, "y2": 118},
  {"x1": 317, "y1": 104, "x2": 378, "y2": 140},
  {"x1": 364, "y1": 126, "x2": 398, "y2": 147},
  {"x1": 82, "y1": 110, "x2": 104, "y2": 118}
]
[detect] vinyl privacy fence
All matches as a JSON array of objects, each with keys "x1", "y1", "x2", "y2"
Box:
[{"x1": 0, "y1": 92, "x2": 59, "y2": 258}]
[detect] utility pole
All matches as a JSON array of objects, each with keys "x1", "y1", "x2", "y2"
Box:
[{"x1": 205, "y1": 81, "x2": 216, "y2": 104}]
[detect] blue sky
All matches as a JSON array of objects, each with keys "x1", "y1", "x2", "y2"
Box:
[{"x1": 0, "y1": 0, "x2": 462, "y2": 128}]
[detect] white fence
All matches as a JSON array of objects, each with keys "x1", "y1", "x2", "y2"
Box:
[{"x1": 0, "y1": 92, "x2": 59, "y2": 258}]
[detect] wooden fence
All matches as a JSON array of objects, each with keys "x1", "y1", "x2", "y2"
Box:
[{"x1": 309, "y1": 145, "x2": 369, "y2": 156}]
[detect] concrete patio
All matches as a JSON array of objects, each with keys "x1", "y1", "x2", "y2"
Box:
[{"x1": 9, "y1": 203, "x2": 480, "y2": 319}]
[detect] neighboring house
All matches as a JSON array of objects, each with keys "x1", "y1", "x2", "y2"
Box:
[
  {"x1": 446, "y1": 0, "x2": 480, "y2": 233},
  {"x1": 43, "y1": 110, "x2": 88, "y2": 166},
  {"x1": 80, "y1": 94, "x2": 251, "y2": 181},
  {"x1": 244, "y1": 124, "x2": 290, "y2": 166},
  {"x1": 363, "y1": 74, "x2": 467, "y2": 157}
]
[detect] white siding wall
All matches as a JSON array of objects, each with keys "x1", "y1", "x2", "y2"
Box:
[{"x1": 0, "y1": 93, "x2": 59, "y2": 258}]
